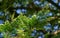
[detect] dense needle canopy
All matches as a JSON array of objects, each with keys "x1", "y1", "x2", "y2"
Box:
[{"x1": 0, "y1": 0, "x2": 60, "y2": 38}]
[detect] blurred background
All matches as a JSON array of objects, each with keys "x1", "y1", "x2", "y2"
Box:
[{"x1": 0, "y1": 0, "x2": 60, "y2": 38}]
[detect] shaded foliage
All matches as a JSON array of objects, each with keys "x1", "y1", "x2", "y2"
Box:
[{"x1": 0, "y1": 0, "x2": 60, "y2": 38}]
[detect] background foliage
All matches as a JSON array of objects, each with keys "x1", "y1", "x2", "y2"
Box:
[{"x1": 0, "y1": 0, "x2": 60, "y2": 38}]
